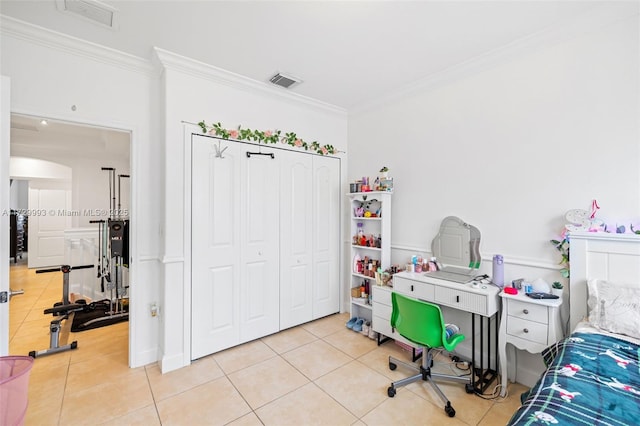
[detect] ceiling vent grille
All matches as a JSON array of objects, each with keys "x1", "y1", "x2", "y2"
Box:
[
  {"x1": 269, "y1": 73, "x2": 301, "y2": 89},
  {"x1": 56, "y1": 0, "x2": 118, "y2": 28}
]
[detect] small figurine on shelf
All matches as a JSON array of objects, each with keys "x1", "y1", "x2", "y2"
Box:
[{"x1": 379, "y1": 167, "x2": 389, "y2": 179}]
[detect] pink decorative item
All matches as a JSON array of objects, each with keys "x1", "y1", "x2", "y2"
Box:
[{"x1": 0, "y1": 356, "x2": 34, "y2": 426}]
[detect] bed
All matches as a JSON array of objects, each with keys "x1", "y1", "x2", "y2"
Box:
[{"x1": 507, "y1": 232, "x2": 640, "y2": 425}]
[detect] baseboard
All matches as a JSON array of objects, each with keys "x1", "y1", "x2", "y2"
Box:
[
  {"x1": 515, "y1": 364, "x2": 546, "y2": 388},
  {"x1": 160, "y1": 352, "x2": 189, "y2": 374},
  {"x1": 130, "y1": 348, "x2": 160, "y2": 369}
]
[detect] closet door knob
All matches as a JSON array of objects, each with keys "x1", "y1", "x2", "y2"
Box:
[
  {"x1": 523, "y1": 309, "x2": 529, "y2": 315},
  {"x1": 523, "y1": 328, "x2": 529, "y2": 333}
]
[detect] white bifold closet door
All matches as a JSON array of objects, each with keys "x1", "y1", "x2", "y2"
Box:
[
  {"x1": 279, "y1": 150, "x2": 313, "y2": 329},
  {"x1": 311, "y1": 155, "x2": 340, "y2": 319},
  {"x1": 279, "y1": 152, "x2": 340, "y2": 328},
  {"x1": 191, "y1": 134, "x2": 340, "y2": 359},
  {"x1": 191, "y1": 136, "x2": 279, "y2": 359}
]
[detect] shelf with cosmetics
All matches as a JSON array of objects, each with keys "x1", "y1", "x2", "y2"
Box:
[{"x1": 347, "y1": 191, "x2": 392, "y2": 330}]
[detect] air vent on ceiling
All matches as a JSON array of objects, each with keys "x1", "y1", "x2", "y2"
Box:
[
  {"x1": 269, "y1": 73, "x2": 301, "y2": 89},
  {"x1": 56, "y1": 0, "x2": 118, "y2": 29}
]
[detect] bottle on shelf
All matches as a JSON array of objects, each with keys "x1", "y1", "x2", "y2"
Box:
[{"x1": 357, "y1": 222, "x2": 364, "y2": 246}]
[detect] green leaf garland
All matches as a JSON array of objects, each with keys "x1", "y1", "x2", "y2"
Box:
[{"x1": 198, "y1": 121, "x2": 336, "y2": 156}]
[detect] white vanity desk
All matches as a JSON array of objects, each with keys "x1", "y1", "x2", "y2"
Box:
[{"x1": 374, "y1": 271, "x2": 501, "y2": 393}]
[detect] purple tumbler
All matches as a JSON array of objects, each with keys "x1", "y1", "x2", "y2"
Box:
[{"x1": 492, "y1": 255, "x2": 504, "y2": 288}]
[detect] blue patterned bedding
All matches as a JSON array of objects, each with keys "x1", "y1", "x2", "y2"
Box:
[{"x1": 507, "y1": 332, "x2": 640, "y2": 425}]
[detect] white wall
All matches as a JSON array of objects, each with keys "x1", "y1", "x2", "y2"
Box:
[
  {"x1": 10, "y1": 151, "x2": 130, "y2": 228},
  {"x1": 155, "y1": 49, "x2": 348, "y2": 372},
  {"x1": 348, "y1": 14, "x2": 639, "y2": 386},
  {"x1": 10, "y1": 179, "x2": 29, "y2": 210},
  {"x1": 0, "y1": 17, "x2": 162, "y2": 368}
]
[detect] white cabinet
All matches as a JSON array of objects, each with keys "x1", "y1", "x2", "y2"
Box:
[
  {"x1": 191, "y1": 135, "x2": 340, "y2": 359},
  {"x1": 372, "y1": 285, "x2": 411, "y2": 346},
  {"x1": 347, "y1": 191, "x2": 392, "y2": 323},
  {"x1": 498, "y1": 291, "x2": 563, "y2": 396}
]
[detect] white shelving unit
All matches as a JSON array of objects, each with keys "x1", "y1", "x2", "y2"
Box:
[{"x1": 347, "y1": 191, "x2": 392, "y2": 323}]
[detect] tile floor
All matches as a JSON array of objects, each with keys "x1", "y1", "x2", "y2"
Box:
[{"x1": 8, "y1": 262, "x2": 527, "y2": 425}]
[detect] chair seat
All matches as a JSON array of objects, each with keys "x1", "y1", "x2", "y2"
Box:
[{"x1": 387, "y1": 292, "x2": 471, "y2": 418}]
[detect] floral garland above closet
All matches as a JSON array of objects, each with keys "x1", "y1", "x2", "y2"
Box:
[{"x1": 198, "y1": 121, "x2": 337, "y2": 156}]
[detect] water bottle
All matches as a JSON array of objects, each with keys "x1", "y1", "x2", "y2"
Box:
[
  {"x1": 492, "y1": 255, "x2": 504, "y2": 288},
  {"x1": 445, "y1": 324, "x2": 459, "y2": 339}
]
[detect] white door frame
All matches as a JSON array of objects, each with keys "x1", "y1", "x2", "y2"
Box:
[
  {"x1": 0, "y1": 82, "x2": 137, "y2": 365},
  {"x1": 0, "y1": 76, "x2": 10, "y2": 355}
]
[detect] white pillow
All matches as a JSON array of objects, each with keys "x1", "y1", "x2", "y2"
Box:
[{"x1": 587, "y1": 279, "x2": 640, "y2": 340}]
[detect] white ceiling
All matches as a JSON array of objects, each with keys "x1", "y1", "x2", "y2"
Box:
[
  {"x1": 0, "y1": 0, "x2": 619, "y2": 110},
  {"x1": 10, "y1": 114, "x2": 130, "y2": 160}
]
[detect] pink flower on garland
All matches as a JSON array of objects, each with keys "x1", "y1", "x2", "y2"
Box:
[
  {"x1": 208, "y1": 129, "x2": 216, "y2": 135},
  {"x1": 294, "y1": 139, "x2": 302, "y2": 147},
  {"x1": 229, "y1": 129, "x2": 239, "y2": 139},
  {"x1": 321, "y1": 147, "x2": 328, "y2": 155},
  {"x1": 264, "y1": 130, "x2": 272, "y2": 137}
]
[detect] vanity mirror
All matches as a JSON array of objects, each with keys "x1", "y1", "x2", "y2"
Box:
[{"x1": 428, "y1": 216, "x2": 481, "y2": 283}]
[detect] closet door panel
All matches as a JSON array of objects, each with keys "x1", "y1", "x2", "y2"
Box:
[
  {"x1": 191, "y1": 137, "x2": 241, "y2": 359},
  {"x1": 240, "y1": 146, "x2": 280, "y2": 342},
  {"x1": 280, "y1": 150, "x2": 313, "y2": 329},
  {"x1": 312, "y1": 156, "x2": 340, "y2": 319}
]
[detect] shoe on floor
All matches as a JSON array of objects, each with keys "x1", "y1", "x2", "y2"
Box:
[
  {"x1": 368, "y1": 327, "x2": 377, "y2": 340},
  {"x1": 353, "y1": 318, "x2": 365, "y2": 332},
  {"x1": 346, "y1": 316, "x2": 358, "y2": 329},
  {"x1": 361, "y1": 321, "x2": 370, "y2": 335}
]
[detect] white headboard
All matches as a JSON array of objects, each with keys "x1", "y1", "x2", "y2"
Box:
[{"x1": 569, "y1": 231, "x2": 640, "y2": 331}]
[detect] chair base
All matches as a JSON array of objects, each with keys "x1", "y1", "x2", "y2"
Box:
[{"x1": 387, "y1": 349, "x2": 470, "y2": 418}]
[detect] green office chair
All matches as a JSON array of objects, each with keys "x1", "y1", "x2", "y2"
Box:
[{"x1": 387, "y1": 292, "x2": 470, "y2": 418}]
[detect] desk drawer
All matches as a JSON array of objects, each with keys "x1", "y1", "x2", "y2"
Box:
[
  {"x1": 372, "y1": 286, "x2": 392, "y2": 306},
  {"x1": 507, "y1": 316, "x2": 548, "y2": 345},
  {"x1": 393, "y1": 276, "x2": 434, "y2": 301},
  {"x1": 507, "y1": 300, "x2": 548, "y2": 324},
  {"x1": 372, "y1": 314, "x2": 413, "y2": 346},
  {"x1": 373, "y1": 302, "x2": 392, "y2": 320},
  {"x1": 434, "y1": 286, "x2": 487, "y2": 316}
]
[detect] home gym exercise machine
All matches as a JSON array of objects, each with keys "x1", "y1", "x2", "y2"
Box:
[
  {"x1": 76, "y1": 167, "x2": 130, "y2": 331},
  {"x1": 28, "y1": 264, "x2": 93, "y2": 358}
]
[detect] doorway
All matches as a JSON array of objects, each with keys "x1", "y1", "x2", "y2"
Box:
[{"x1": 8, "y1": 114, "x2": 132, "y2": 362}]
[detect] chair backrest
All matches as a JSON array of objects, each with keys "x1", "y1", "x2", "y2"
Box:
[{"x1": 391, "y1": 292, "x2": 447, "y2": 349}]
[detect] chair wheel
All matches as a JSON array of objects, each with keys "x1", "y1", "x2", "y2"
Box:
[
  {"x1": 445, "y1": 404, "x2": 456, "y2": 417},
  {"x1": 389, "y1": 362, "x2": 397, "y2": 371},
  {"x1": 465, "y1": 383, "x2": 474, "y2": 394},
  {"x1": 387, "y1": 386, "x2": 396, "y2": 397}
]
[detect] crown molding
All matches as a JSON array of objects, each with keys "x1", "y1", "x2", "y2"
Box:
[
  {"x1": 153, "y1": 47, "x2": 347, "y2": 117},
  {"x1": 351, "y1": 2, "x2": 639, "y2": 115},
  {"x1": 0, "y1": 15, "x2": 156, "y2": 76}
]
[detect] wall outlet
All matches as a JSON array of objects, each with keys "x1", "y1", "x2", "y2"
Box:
[{"x1": 150, "y1": 303, "x2": 159, "y2": 317}]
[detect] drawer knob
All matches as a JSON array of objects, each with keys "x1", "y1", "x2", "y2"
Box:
[
  {"x1": 523, "y1": 309, "x2": 529, "y2": 314},
  {"x1": 523, "y1": 328, "x2": 529, "y2": 333}
]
